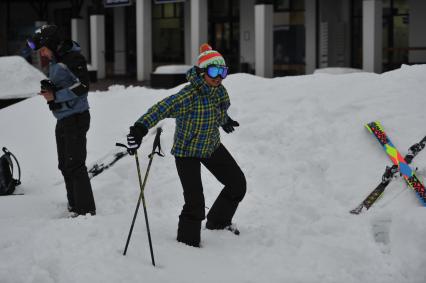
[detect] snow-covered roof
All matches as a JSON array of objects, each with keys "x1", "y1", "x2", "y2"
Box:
[{"x1": 0, "y1": 56, "x2": 46, "y2": 99}]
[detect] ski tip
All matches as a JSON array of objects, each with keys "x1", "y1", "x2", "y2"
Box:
[
  {"x1": 416, "y1": 192, "x2": 426, "y2": 207},
  {"x1": 365, "y1": 124, "x2": 373, "y2": 133},
  {"x1": 350, "y1": 204, "x2": 364, "y2": 215},
  {"x1": 365, "y1": 121, "x2": 382, "y2": 128}
]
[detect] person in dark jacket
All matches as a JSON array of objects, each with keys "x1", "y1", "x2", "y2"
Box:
[
  {"x1": 27, "y1": 25, "x2": 96, "y2": 217},
  {"x1": 126, "y1": 44, "x2": 246, "y2": 247}
]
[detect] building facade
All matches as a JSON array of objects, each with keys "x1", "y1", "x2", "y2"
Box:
[{"x1": 1, "y1": 0, "x2": 425, "y2": 81}]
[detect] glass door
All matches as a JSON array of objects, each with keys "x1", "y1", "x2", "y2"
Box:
[
  {"x1": 382, "y1": 0, "x2": 409, "y2": 71},
  {"x1": 208, "y1": 0, "x2": 240, "y2": 72}
]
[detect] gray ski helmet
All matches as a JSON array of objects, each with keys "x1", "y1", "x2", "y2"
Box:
[{"x1": 27, "y1": 25, "x2": 60, "y2": 51}]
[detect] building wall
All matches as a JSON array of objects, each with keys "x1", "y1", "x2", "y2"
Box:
[
  {"x1": 363, "y1": 0, "x2": 382, "y2": 73},
  {"x1": 305, "y1": 0, "x2": 317, "y2": 74},
  {"x1": 240, "y1": 0, "x2": 255, "y2": 71},
  {"x1": 409, "y1": 0, "x2": 426, "y2": 63},
  {"x1": 7, "y1": 2, "x2": 38, "y2": 56},
  {"x1": 3, "y1": 1, "x2": 77, "y2": 56},
  {"x1": 0, "y1": 1, "x2": 7, "y2": 56},
  {"x1": 3, "y1": 0, "x2": 426, "y2": 79}
]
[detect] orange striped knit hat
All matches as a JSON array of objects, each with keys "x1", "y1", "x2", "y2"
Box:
[{"x1": 197, "y1": 43, "x2": 226, "y2": 68}]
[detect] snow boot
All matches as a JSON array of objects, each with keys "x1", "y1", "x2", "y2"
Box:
[
  {"x1": 206, "y1": 220, "x2": 240, "y2": 235},
  {"x1": 177, "y1": 217, "x2": 201, "y2": 247}
]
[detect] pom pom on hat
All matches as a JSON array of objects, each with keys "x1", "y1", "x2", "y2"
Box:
[
  {"x1": 199, "y1": 43, "x2": 212, "y2": 53},
  {"x1": 197, "y1": 43, "x2": 226, "y2": 68}
]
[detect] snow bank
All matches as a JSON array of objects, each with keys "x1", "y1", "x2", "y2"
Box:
[
  {"x1": 0, "y1": 56, "x2": 46, "y2": 99},
  {"x1": 153, "y1": 65, "x2": 192, "y2": 74},
  {"x1": 1, "y1": 65, "x2": 426, "y2": 283},
  {"x1": 314, "y1": 67, "x2": 365, "y2": 75}
]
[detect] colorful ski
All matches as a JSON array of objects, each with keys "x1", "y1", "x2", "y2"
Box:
[
  {"x1": 366, "y1": 121, "x2": 426, "y2": 206},
  {"x1": 350, "y1": 135, "x2": 426, "y2": 214},
  {"x1": 350, "y1": 166, "x2": 397, "y2": 214}
]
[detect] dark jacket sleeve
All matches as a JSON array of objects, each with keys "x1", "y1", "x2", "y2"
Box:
[{"x1": 61, "y1": 52, "x2": 90, "y2": 96}]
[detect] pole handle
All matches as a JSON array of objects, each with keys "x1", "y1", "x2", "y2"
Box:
[{"x1": 151, "y1": 127, "x2": 164, "y2": 157}]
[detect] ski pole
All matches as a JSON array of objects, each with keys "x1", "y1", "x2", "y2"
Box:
[{"x1": 117, "y1": 127, "x2": 164, "y2": 266}]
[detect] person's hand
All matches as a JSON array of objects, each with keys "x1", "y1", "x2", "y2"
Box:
[
  {"x1": 127, "y1": 123, "x2": 148, "y2": 155},
  {"x1": 222, "y1": 117, "x2": 239, "y2": 134},
  {"x1": 39, "y1": 89, "x2": 55, "y2": 101},
  {"x1": 40, "y1": 79, "x2": 57, "y2": 91},
  {"x1": 39, "y1": 79, "x2": 57, "y2": 102}
]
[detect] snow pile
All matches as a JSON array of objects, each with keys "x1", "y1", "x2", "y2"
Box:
[
  {"x1": 153, "y1": 65, "x2": 192, "y2": 74},
  {"x1": 314, "y1": 67, "x2": 365, "y2": 75},
  {"x1": 1, "y1": 64, "x2": 426, "y2": 283},
  {"x1": 0, "y1": 56, "x2": 46, "y2": 99}
]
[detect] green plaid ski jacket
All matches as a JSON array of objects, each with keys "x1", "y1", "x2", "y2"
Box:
[{"x1": 136, "y1": 66, "x2": 231, "y2": 158}]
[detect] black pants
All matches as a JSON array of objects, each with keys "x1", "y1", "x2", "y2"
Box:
[
  {"x1": 55, "y1": 111, "x2": 96, "y2": 214},
  {"x1": 175, "y1": 144, "x2": 246, "y2": 246}
]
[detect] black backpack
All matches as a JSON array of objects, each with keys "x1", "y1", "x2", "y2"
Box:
[{"x1": 0, "y1": 147, "x2": 21, "y2": 195}]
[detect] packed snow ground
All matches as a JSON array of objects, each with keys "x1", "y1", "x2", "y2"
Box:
[{"x1": 1, "y1": 63, "x2": 426, "y2": 283}]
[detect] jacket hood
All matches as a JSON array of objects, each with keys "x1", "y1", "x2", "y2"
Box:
[{"x1": 56, "y1": 40, "x2": 81, "y2": 57}]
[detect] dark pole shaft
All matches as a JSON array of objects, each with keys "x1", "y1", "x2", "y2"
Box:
[
  {"x1": 135, "y1": 152, "x2": 156, "y2": 266},
  {"x1": 141, "y1": 194, "x2": 155, "y2": 266},
  {"x1": 122, "y1": 151, "x2": 156, "y2": 266},
  {"x1": 123, "y1": 195, "x2": 142, "y2": 255}
]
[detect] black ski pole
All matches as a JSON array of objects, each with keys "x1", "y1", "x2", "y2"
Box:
[{"x1": 117, "y1": 127, "x2": 164, "y2": 266}]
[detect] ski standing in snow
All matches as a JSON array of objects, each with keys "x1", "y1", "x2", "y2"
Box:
[
  {"x1": 126, "y1": 43, "x2": 246, "y2": 247},
  {"x1": 27, "y1": 25, "x2": 96, "y2": 217}
]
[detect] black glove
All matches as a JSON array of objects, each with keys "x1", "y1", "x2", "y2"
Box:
[
  {"x1": 48, "y1": 101, "x2": 62, "y2": 111},
  {"x1": 222, "y1": 117, "x2": 239, "y2": 134},
  {"x1": 40, "y1": 79, "x2": 58, "y2": 92},
  {"x1": 127, "y1": 123, "x2": 148, "y2": 154}
]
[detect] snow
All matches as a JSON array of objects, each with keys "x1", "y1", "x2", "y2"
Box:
[
  {"x1": 87, "y1": 64, "x2": 96, "y2": 71},
  {"x1": 1, "y1": 63, "x2": 426, "y2": 283},
  {"x1": 314, "y1": 67, "x2": 365, "y2": 75},
  {"x1": 153, "y1": 65, "x2": 193, "y2": 74},
  {"x1": 0, "y1": 56, "x2": 46, "y2": 99}
]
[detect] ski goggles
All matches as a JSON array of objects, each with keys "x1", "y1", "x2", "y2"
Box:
[
  {"x1": 204, "y1": 65, "x2": 229, "y2": 79},
  {"x1": 27, "y1": 39, "x2": 37, "y2": 50},
  {"x1": 27, "y1": 30, "x2": 43, "y2": 51},
  {"x1": 27, "y1": 36, "x2": 43, "y2": 51}
]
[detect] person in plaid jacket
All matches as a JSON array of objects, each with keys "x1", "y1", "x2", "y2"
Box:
[{"x1": 127, "y1": 44, "x2": 246, "y2": 247}]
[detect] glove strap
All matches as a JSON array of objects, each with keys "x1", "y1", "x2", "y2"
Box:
[{"x1": 149, "y1": 128, "x2": 164, "y2": 158}]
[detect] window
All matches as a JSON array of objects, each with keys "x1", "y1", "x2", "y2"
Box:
[
  {"x1": 273, "y1": 0, "x2": 305, "y2": 76},
  {"x1": 152, "y1": 2, "x2": 185, "y2": 67},
  {"x1": 382, "y1": 0, "x2": 409, "y2": 71}
]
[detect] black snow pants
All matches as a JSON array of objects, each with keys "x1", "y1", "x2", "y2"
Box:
[
  {"x1": 175, "y1": 144, "x2": 246, "y2": 246},
  {"x1": 55, "y1": 110, "x2": 96, "y2": 215}
]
